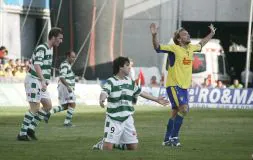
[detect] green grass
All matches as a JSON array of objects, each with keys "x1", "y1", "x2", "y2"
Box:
[{"x1": 0, "y1": 106, "x2": 252, "y2": 160}]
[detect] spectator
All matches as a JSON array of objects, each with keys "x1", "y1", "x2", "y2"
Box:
[
  {"x1": 15, "y1": 58, "x2": 21, "y2": 67},
  {"x1": 0, "y1": 46, "x2": 8, "y2": 60},
  {"x1": 229, "y1": 79, "x2": 243, "y2": 89},
  {"x1": 216, "y1": 80, "x2": 226, "y2": 89},
  {"x1": 4, "y1": 67, "x2": 14, "y2": 82},
  {"x1": 201, "y1": 78, "x2": 212, "y2": 88},
  {"x1": 149, "y1": 75, "x2": 160, "y2": 88},
  {"x1": 14, "y1": 66, "x2": 26, "y2": 80},
  {"x1": 23, "y1": 59, "x2": 30, "y2": 72},
  {"x1": 4, "y1": 59, "x2": 15, "y2": 72},
  {"x1": 0, "y1": 64, "x2": 5, "y2": 77},
  {"x1": 241, "y1": 68, "x2": 253, "y2": 88}
]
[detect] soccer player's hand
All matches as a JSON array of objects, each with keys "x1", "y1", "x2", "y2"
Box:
[
  {"x1": 209, "y1": 24, "x2": 216, "y2": 34},
  {"x1": 150, "y1": 23, "x2": 158, "y2": 35},
  {"x1": 67, "y1": 86, "x2": 72, "y2": 93},
  {"x1": 156, "y1": 96, "x2": 169, "y2": 106},
  {"x1": 41, "y1": 80, "x2": 47, "y2": 92},
  {"x1": 99, "y1": 100, "x2": 105, "y2": 108}
]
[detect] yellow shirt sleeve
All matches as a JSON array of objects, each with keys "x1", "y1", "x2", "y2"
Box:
[
  {"x1": 158, "y1": 44, "x2": 175, "y2": 52},
  {"x1": 190, "y1": 44, "x2": 201, "y2": 52}
]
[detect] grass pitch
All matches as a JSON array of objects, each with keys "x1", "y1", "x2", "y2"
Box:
[{"x1": 0, "y1": 106, "x2": 252, "y2": 160}]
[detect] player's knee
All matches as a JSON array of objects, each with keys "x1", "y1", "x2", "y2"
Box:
[
  {"x1": 178, "y1": 105, "x2": 188, "y2": 116},
  {"x1": 48, "y1": 106, "x2": 52, "y2": 111},
  {"x1": 179, "y1": 110, "x2": 187, "y2": 116},
  {"x1": 171, "y1": 109, "x2": 178, "y2": 118},
  {"x1": 178, "y1": 108, "x2": 187, "y2": 116},
  {"x1": 30, "y1": 108, "x2": 39, "y2": 114},
  {"x1": 103, "y1": 146, "x2": 113, "y2": 151},
  {"x1": 179, "y1": 108, "x2": 188, "y2": 116},
  {"x1": 69, "y1": 103, "x2": 76, "y2": 108},
  {"x1": 43, "y1": 106, "x2": 52, "y2": 112},
  {"x1": 29, "y1": 102, "x2": 40, "y2": 113},
  {"x1": 126, "y1": 144, "x2": 138, "y2": 150},
  {"x1": 103, "y1": 143, "x2": 113, "y2": 150}
]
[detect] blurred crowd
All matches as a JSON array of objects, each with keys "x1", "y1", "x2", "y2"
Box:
[
  {"x1": 198, "y1": 78, "x2": 244, "y2": 89},
  {"x1": 0, "y1": 46, "x2": 29, "y2": 82},
  {"x1": 196, "y1": 67, "x2": 253, "y2": 89},
  {"x1": 1, "y1": 45, "x2": 253, "y2": 88}
]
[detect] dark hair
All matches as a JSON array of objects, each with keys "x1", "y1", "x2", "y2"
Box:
[
  {"x1": 113, "y1": 56, "x2": 130, "y2": 75},
  {"x1": 0, "y1": 46, "x2": 6, "y2": 51},
  {"x1": 48, "y1": 27, "x2": 63, "y2": 40},
  {"x1": 173, "y1": 28, "x2": 186, "y2": 45},
  {"x1": 0, "y1": 46, "x2": 8, "y2": 54}
]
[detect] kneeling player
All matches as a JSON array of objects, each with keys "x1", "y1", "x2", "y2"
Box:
[{"x1": 92, "y1": 56, "x2": 169, "y2": 150}]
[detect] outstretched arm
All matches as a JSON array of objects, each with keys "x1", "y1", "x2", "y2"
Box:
[
  {"x1": 150, "y1": 23, "x2": 160, "y2": 50},
  {"x1": 140, "y1": 91, "x2": 169, "y2": 106},
  {"x1": 199, "y1": 24, "x2": 216, "y2": 47}
]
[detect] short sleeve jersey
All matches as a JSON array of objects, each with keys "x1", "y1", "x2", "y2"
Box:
[
  {"x1": 157, "y1": 44, "x2": 201, "y2": 89},
  {"x1": 102, "y1": 76, "x2": 142, "y2": 122},
  {"x1": 59, "y1": 60, "x2": 75, "y2": 90},
  {"x1": 28, "y1": 43, "x2": 53, "y2": 80}
]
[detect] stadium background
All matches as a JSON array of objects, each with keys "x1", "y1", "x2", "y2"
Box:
[
  {"x1": 0, "y1": 0, "x2": 252, "y2": 80},
  {"x1": 0, "y1": 1, "x2": 253, "y2": 160}
]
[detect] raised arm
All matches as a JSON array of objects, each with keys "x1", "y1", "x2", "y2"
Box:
[
  {"x1": 150, "y1": 23, "x2": 160, "y2": 50},
  {"x1": 199, "y1": 24, "x2": 216, "y2": 47}
]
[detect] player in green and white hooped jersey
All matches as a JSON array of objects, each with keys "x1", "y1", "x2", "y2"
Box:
[
  {"x1": 92, "y1": 56, "x2": 169, "y2": 151},
  {"x1": 17, "y1": 27, "x2": 63, "y2": 141},
  {"x1": 44, "y1": 51, "x2": 76, "y2": 127}
]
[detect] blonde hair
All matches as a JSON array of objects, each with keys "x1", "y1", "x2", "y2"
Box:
[{"x1": 173, "y1": 28, "x2": 186, "y2": 45}]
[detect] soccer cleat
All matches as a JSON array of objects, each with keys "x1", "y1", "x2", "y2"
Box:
[
  {"x1": 63, "y1": 123, "x2": 75, "y2": 127},
  {"x1": 27, "y1": 129, "x2": 38, "y2": 140},
  {"x1": 92, "y1": 140, "x2": 103, "y2": 150},
  {"x1": 171, "y1": 137, "x2": 181, "y2": 147},
  {"x1": 162, "y1": 140, "x2": 173, "y2": 146},
  {"x1": 44, "y1": 113, "x2": 51, "y2": 123},
  {"x1": 17, "y1": 134, "x2": 30, "y2": 141}
]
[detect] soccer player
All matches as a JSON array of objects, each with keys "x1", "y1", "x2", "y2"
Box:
[
  {"x1": 92, "y1": 56, "x2": 169, "y2": 151},
  {"x1": 150, "y1": 23, "x2": 216, "y2": 146},
  {"x1": 44, "y1": 51, "x2": 77, "y2": 127},
  {"x1": 17, "y1": 27, "x2": 63, "y2": 141}
]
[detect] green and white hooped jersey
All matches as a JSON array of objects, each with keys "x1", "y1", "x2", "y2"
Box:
[
  {"x1": 103, "y1": 76, "x2": 142, "y2": 122},
  {"x1": 59, "y1": 60, "x2": 75, "y2": 90},
  {"x1": 28, "y1": 43, "x2": 53, "y2": 80}
]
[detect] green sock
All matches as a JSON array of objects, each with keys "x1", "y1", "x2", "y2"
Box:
[
  {"x1": 19, "y1": 111, "x2": 35, "y2": 135},
  {"x1": 29, "y1": 109, "x2": 47, "y2": 130},
  {"x1": 51, "y1": 105, "x2": 64, "y2": 114},
  {"x1": 64, "y1": 107, "x2": 74, "y2": 124}
]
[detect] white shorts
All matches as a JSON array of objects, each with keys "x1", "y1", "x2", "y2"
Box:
[
  {"x1": 24, "y1": 75, "x2": 50, "y2": 103},
  {"x1": 103, "y1": 115, "x2": 138, "y2": 144},
  {"x1": 57, "y1": 83, "x2": 76, "y2": 105}
]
